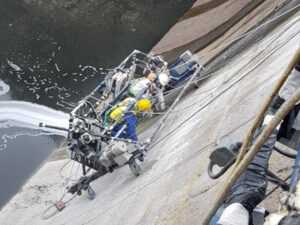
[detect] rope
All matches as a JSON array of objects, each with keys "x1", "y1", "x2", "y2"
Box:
[
  {"x1": 42, "y1": 4, "x2": 300, "y2": 222},
  {"x1": 147, "y1": 64, "x2": 203, "y2": 146},
  {"x1": 140, "y1": 16, "x2": 300, "y2": 115},
  {"x1": 42, "y1": 159, "x2": 76, "y2": 220},
  {"x1": 55, "y1": 31, "x2": 295, "y2": 222},
  {"x1": 148, "y1": 30, "x2": 299, "y2": 151},
  {"x1": 145, "y1": 4, "x2": 300, "y2": 74},
  {"x1": 49, "y1": 29, "x2": 299, "y2": 221},
  {"x1": 234, "y1": 47, "x2": 300, "y2": 169},
  {"x1": 202, "y1": 55, "x2": 300, "y2": 225},
  {"x1": 162, "y1": 13, "x2": 300, "y2": 97},
  {"x1": 264, "y1": 175, "x2": 291, "y2": 199},
  {"x1": 56, "y1": 117, "x2": 255, "y2": 225}
]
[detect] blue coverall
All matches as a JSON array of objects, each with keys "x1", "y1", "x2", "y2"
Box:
[{"x1": 111, "y1": 112, "x2": 138, "y2": 141}]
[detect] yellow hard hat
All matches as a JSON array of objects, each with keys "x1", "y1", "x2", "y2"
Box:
[{"x1": 137, "y1": 99, "x2": 151, "y2": 111}]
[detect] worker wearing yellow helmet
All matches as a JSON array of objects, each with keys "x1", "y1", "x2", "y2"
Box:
[{"x1": 109, "y1": 98, "x2": 151, "y2": 141}]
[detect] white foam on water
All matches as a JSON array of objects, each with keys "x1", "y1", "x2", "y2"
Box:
[
  {"x1": 6, "y1": 60, "x2": 21, "y2": 71},
  {"x1": 0, "y1": 80, "x2": 10, "y2": 96},
  {"x1": 81, "y1": 65, "x2": 97, "y2": 72}
]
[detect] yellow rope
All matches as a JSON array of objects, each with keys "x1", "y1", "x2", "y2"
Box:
[{"x1": 202, "y1": 48, "x2": 300, "y2": 225}]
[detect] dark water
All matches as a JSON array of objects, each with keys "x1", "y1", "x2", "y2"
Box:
[{"x1": 0, "y1": 0, "x2": 195, "y2": 208}]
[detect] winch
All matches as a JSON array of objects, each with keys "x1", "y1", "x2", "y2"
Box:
[{"x1": 100, "y1": 141, "x2": 131, "y2": 167}]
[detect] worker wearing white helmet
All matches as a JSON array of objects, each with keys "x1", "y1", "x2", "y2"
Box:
[
  {"x1": 129, "y1": 71, "x2": 170, "y2": 112},
  {"x1": 153, "y1": 72, "x2": 169, "y2": 111},
  {"x1": 158, "y1": 72, "x2": 170, "y2": 86}
]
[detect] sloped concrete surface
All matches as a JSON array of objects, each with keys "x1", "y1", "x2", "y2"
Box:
[
  {"x1": 0, "y1": 11, "x2": 299, "y2": 225},
  {"x1": 152, "y1": 0, "x2": 264, "y2": 62},
  {"x1": 151, "y1": 0, "x2": 293, "y2": 63},
  {"x1": 195, "y1": 0, "x2": 293, "y2": 65}
]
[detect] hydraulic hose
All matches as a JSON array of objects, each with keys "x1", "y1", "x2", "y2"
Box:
[
  {"x1": 273, "y1": 145, "x2": 297, "y2": 159},
  {"x1": 266, "y1": 169, "x2": 290, "y2": 191},
  {"x1": 208, "y1": 154, "x2": 291, "y2": 191},
  {"x1": 207, "y1": 157, "x2": 236, "y2": 179}
]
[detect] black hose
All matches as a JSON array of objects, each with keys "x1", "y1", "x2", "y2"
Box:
[
  {"x1": 264, "y1": 175, "x2": 291, "y2": 199},
  {"x1": 267, "y1": 169, "x2": 290, "y2": 191},
  {"x1": 203, "y1": 145, "x2": 295, "y2": 181},
  {"x1": 273, "y1": 146, "x2": 297, "y2": 159},
  {"x1": 208, "y1": 157, "x2": 236, "y2": 179},
  {"x1": 85, "y1": 101, "x2": 98, "y2": 119}
]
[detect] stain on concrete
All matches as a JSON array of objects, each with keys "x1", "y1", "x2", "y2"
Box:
[{"x1": 180, "y1": 0, "x2": 230, "y2": 21}]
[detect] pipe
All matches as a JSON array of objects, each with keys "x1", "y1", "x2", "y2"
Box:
[{"x1": 39, "y1": 122, "x2": 68, "y2": 132}]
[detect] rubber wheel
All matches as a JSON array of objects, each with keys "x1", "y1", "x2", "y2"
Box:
[
  {"x1": 129, "y1": 159, "x2": 142, "y2": 177},
  {"x1": 85, "y1": 186, "x2": 96, "y2": 200}
]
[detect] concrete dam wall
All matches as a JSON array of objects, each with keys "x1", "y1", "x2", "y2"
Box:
[{"x1": 0, "y1": 0, "x2": 299, "y2": 224}]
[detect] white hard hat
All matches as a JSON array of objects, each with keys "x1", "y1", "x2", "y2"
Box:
[{"x1": 158, "y1": 72, "x2": 169, "y2": 86}]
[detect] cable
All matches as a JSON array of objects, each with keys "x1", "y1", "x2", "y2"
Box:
[
  {"x1": 135, "y1": 4, "x2": 300, "y2": 74},
  {"x1": 162, "y1": 16, "x2": 300, "y2": 97},
  {"x1": 197, "y1": 4, "x2": 300, "y2": 59},
  {"x1": 273, "y1": 145, "x2": 297, "y2": 158},
  {"x1": 264, "y1": 175, "x2": 291, "y2": 199},
  {"x1": 47, "y1": 5, "x2": 300, "y2": 223},
  {"x1": 137, "y1": 22, "x2": 300, "y2": 118},
  {"x1": 149, "y1": 30, "x2": 299, "y2": 151},
  {"x1": 53, "y1": 116, "x2": 255, "y2": 225}
]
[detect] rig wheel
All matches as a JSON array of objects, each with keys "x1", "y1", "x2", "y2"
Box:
[
  {"x1": 129, "y1": 159, "x2": 142, "y2": 177},
  {"x1": 85, "y1": 186, "x2": 96, "y2": 200}
]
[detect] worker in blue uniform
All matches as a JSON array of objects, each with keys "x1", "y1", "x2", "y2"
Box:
[{"x1": 109, "y1": 98, "x2": 152, "y2": 141}]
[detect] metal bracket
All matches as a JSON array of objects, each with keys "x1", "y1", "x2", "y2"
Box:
[{"x1": 55, "y1": 201, "x2": 65, "y2": 211}]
